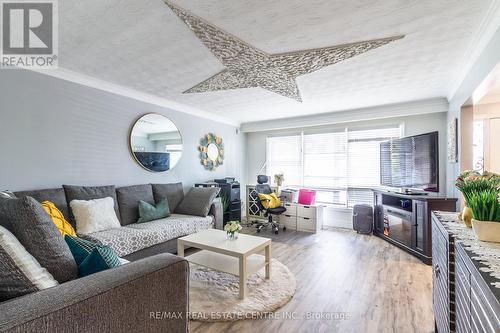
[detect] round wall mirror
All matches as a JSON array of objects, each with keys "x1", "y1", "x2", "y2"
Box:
[{"x1": 130, "y1": 113, "x2": 183, "y2": 172}]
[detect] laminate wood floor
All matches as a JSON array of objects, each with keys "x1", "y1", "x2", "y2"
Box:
[{"x1": 190, "y1": 227, "x2": 433, "y2": 333}]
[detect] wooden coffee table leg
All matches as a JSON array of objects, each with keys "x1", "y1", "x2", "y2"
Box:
[
  {"x1": 177, "y1": 240, "x2": 184, "y2": 257},
  {"x1": 239, "y1": 255, "x2": 247, "y2": 299},
  {"x1": 265, "y1": 244, "x2": 271, "y2": 279}
]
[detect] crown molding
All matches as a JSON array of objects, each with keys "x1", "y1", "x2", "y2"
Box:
[
  {"x1": 29, "y1": 68, "x2": 240, "y2": 127},
  {"x1": 447, "y1": 0, "x2": 500, "y2": 100},
  {"x1": 240, "y1": 97, "x2": 449, "y2": 133}
]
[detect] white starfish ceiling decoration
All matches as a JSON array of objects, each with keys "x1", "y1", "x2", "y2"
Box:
[{"x1": 165, "y1": 1, "x2": 404, "y2": 102}]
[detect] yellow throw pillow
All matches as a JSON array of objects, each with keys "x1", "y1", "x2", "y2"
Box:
[
  {"x1": 258, "y1": 193, "x2": 281, "y2": 209},
  {"x1": 42, "y1": 201, "x2": 77, "y2": 237}
]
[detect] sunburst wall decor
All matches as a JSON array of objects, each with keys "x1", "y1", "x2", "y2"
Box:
[
  {"x1": 164, "y1": 1, "x2": 404, "y2": 102},
  {"x1": 199, "y1": 133, "x2": 224, "y2": 171}
]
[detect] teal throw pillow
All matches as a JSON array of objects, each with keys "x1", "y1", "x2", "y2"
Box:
[
  {"x1": 65, "y1": 235, "x2": 121, "y2": 277},
  {"x1": 78, "y1": 246, "x2": 121, "y2": 277},
  {"x1": 65, "y1": 235, "x2": 100, "y2": 265},
  {"x1": 137, "y1": 198, "x2": 170, "y2": 223}
]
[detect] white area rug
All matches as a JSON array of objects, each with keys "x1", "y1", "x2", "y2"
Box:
[{"x1": 189, "y1": 256, "x2": 296, "y2": 322}]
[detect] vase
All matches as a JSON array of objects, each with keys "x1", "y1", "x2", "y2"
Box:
[
  {"x1": 226, "y1": 231, "x2": 238, "y2": 240},
  {"x1": 472, "y1": 219, "x2": 500, "y2": 243},
  {"x1": 459, "y1": 207, "x2": 473, "y2": 228}
]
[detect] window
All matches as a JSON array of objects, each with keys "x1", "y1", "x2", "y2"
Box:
[
  {"x1": 303, "y1": 131, "x2": 347, "y2": 188},
  {"x1": 303, "y1": 131, "x2": 347, "y2": 205},
  {"x1": 347, "y1": 127, "x2": 402, "y2": 205},
  {"x1": 266, "y1": 135, "x2": 302, "y2": 186},
  {"x1": 473, "y1": 120, "x2": 484, "y2": 172},
  {"x1": 266, "y1": 125, "x2": 401, "y2": 207},
  {"x1": 165, "y1": 144, "x2": 183, "y2": 168}
]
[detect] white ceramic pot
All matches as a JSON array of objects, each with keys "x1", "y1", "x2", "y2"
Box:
[{"x1": 472, "y1": 219, "x2": 500, "y2": 243}]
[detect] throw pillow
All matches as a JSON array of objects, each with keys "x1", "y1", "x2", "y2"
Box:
[
  {"x1": 14, "y1": 188, "x2": 71, "y2": 225},
  {"x1": 151, "y1": 183, "x2": 184, "y2": 212},
  {"x1": 70, "y1": 197, "x2": 121, "y2": 235},
  {"x1": 119, "y1": 257, "x2": 130, "y2": 265},
  {"x1": 137, "y1": 198, "x2": 170, "y2": 223},
  {"x1": 116, "y1": 184, "x2": 155, "y2": 225},
  {"x1": 175, "y1": 187, "x2": 220, "y2": 217},
  {"x1": 41, "y1": 201, "x2": 77, "y2": 237},
  {"x1": 0, "y1": 196, "x2": 78, "y2": 283},
  {"x1": 64, "y1": 235, "x2": 121, "y2": 277},
  {"x1": 0, "y1": 191, "x2": 16, "y2": 200},
  {"x1": 78, "y1": 247, "x2": 121, "y2": 277},
  {"x1": 258, "y1": 192, "x2": 281, "y2": 209},
  {"x1": 64, "y1": 235, "x2": 99, "y2": 265},
  {"x1": 0, "y1": 226, "x2": 58, "y2": 302},
  {"x1": 63, "y1": 185, "x2": 120, "y2": 224}
]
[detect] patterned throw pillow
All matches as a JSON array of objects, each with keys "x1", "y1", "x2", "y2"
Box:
[
  {"x1": 0, "y1": 196, "x2": 78, "y2": 283},
  {"x1": 0, "y1": 226, "x2": 58, "y2": 302},
  {"x1": 64, "y1": 235, "x2": 99, "y2": 265},
  {"x1": 78, "y1": 247, "x2": 121, "y2": 277},
  {"x1": 0, "y1": 191, "x2": 16, "y2": 200},
  {"x1": 137, "y1": 198, "x2": 170, "y2": 223},
  {"x1": 42, "y1": 201, "x2": 77, "y2": 237},
  {"x1": 64, "y1": 235, "x2": 120, "y2": 277}
]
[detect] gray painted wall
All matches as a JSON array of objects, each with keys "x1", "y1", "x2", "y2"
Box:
[
  {"x1": 447, "y1": 25, "x2": 500, "y2": 197},
  {"x1": 246, "y1": 112, "x2": 448, "y2": 195},
  {"x1": 0, "y1": 70, "x2": 246, "y2": 191}
]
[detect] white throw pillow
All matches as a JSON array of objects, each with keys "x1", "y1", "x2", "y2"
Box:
[
  {"x1": 0, "y1": 225, "x2": 58, "y2": 301},
  {"x1": 118, "y1": 257, "x2": 130, "y2": 265},
  {"x1": 70, "y1": 197, "x2": 121, "y2": 235}
]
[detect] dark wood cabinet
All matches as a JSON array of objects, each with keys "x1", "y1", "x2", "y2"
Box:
[
  {"x1": 373, "y1": 190, "x2": 457, "y2": 264},
  {"x1": 432, "y1": 212, "x2": 500, "y2": 333},
  {"x1": 432, "y1": 216, "x2": 455, "y2": 333},
  {"x1": 413, "y1": 200, "x2": 426, "y2": 252},
  {"x1": 455, "y1": 242, "x2": 471, "y2": 333},
  {"x1": 469, "y1": 256, "x2": 500, "y2": 333}
]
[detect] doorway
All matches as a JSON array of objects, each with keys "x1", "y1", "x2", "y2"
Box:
[{"x1": 460, "y1": 63, "x2": 500, "y2": 174}]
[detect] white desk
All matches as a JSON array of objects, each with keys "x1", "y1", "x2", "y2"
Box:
[{"x1": 279, "y1": 203, "x2": 325, "y2": 233}]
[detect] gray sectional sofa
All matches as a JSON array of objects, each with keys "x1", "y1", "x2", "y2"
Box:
[{"x1": 0, "y1": 182, "x2": 223, "y2": 333}]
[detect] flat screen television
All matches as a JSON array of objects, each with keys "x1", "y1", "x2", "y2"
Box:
[{"x1": 380, "y1": 131, "x2": 439, "y2": 192}]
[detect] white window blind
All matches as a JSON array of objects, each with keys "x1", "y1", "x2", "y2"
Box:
[
  {"x1": 266, "y1": 135, "x2": 302, "y2": 186},
  {"x1": 303, "y1": 131, "x2": 346, "y2": 188},
  {"x1": 347, "y1": 127, "x2": 401, "y2": 206},
  {"x1": 347, "y1": 127, "x2": 400, "y2": 187},
  {"x1": 265, "y1": 125, "x2": 401, "y2": 207}
]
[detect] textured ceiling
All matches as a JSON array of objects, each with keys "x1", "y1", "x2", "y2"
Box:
[{"x1": 58, "y1": 0, "x2": 494, "y2": 124}]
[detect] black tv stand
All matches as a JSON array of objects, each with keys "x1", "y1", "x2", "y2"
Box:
[
  {"x1": 373, "y1": 189, "x2": 457, "y2": 265},
  {"x1": 402, "y1": 190, "x2": 428, "y2": 196},
  {"x1": 389, "y1": 188, "x2": 429, "y2": 195}
]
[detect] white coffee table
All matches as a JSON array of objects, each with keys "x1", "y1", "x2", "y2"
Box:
[{"x1": 177, "y1": 229, "x2": 272, "y2": 299}]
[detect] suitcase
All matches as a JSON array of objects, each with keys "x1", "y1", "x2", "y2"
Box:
[{"x1": 353, "y1": 204, "x2": 373, "y2": 234}]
